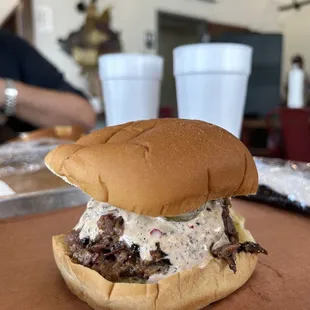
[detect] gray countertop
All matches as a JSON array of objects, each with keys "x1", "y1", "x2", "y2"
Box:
[{"x1": 0, "y1": 187, "x2": 89, "y2": 219}]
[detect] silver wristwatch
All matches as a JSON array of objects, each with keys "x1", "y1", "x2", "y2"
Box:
[{"x1": 4, "y1": 79, "x2": 18, "y2": 116}]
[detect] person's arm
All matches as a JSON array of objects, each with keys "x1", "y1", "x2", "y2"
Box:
[
  {"x1": 0, "y1": 32, "x2": 96, "y2": 130},
  {"x1": 0, "y1": 79, "x2": 96, "y2": 130}
]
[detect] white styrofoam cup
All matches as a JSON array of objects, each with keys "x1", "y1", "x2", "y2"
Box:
[
  {"x1": 173, "y1": 43, "x2": 253, "y2": 137},
  {"x1": 99, "y1": 53, "x2": 164, "y2": 126}
]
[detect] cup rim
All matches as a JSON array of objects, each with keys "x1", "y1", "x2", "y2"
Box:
[
  {"x1": 99, "y1": 53, "x2": 164, "y2": 62},
  {"x1": 173, "y1": 43, "x2": 252, "y2": 54},
  {"x1": 98, "y1": 53, "x2": 164, "y2": 80},
  {"x1": 173, "y1": 43, "x2": 253, "y2": 76}
]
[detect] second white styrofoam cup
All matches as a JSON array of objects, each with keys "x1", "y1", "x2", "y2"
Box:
[{"x1": 174, "y1": 43, "x2": 253, "y2": 137}]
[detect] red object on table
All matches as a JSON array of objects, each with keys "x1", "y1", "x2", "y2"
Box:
[{"x1": 279, "y1": 108, "x2": 310, "y2": 162}]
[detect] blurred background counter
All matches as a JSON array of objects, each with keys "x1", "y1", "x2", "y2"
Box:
[{"x1": 2, "y1": 0, "x2": 310, "y2": 160}]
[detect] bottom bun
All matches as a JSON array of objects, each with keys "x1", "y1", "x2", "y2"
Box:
[{"x1": 52, "y1": 212, "x2": 258, "y2": 310}]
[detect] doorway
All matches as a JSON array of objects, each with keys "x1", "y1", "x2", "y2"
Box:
[{"x1": 157, "y1": 12, "x2": 208, "y2": 116}]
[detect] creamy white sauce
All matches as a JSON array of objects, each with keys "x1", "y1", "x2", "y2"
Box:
[{"x1": 74, "y1": 199, "x2": 229, "y2": 282}]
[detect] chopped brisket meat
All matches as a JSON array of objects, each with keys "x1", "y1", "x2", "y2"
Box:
[
  {"x1": 211, "y1": 243, "x2": 240, "y2": 273},
  {"x1": 221, "y1": 200, "x2": 239, "y2": 244},
  {"x1": 238, "y1": 242, "x2": 268, "y2": 255},
  {"x1": 211, "y1": 200, "x2": 267, "y2": 273},
  {"x1": 65, "y1": 214, "x2": 171, "y2": 283},
  {"x1": 150, "y1": 242, "x2": 171, "y2": 262}
]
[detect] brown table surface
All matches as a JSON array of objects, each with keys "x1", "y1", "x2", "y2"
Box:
[{"x1": 1, "y1": 200, "x2": 309, "y2": 310}]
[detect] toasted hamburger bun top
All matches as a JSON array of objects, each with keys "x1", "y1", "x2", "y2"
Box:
[{"x1": 45, "y1": 119, "x2": 258, "y2": 217}]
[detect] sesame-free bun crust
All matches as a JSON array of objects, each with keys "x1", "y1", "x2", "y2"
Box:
[
  {"x1": 45, "y1": 119, "x2": 258, "y2": 217},
  {"x1": 52, "y1": 210, "x2": 257, "y2": 310}
]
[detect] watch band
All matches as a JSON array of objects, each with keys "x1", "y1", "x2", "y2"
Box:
[{"x1": 4, "y1": 79, "x2": 18, "y2": 116}]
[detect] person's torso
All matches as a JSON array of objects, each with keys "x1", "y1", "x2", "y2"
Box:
[{"x1": 0, "y1": 37, "x2": 37, "y2": 133}]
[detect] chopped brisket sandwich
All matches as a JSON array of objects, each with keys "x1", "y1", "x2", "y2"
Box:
[{"x1": 45, "y1": 118, "x2": 267, "y2": 310}]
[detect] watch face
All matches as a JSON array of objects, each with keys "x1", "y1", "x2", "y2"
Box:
[{"x1": 5, "y1": 88, "x2": 18, "y2": 97}]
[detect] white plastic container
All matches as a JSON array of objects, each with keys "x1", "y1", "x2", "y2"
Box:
[
  {"x1": 288, "y1": 64, "x2": 305, "y2": 109},
  {"x1": 173, "y1": 43, "x2": 253, "y2": 138},
  {"x1": 99, "y1": 53, "x2": 164, "y2": 126}
]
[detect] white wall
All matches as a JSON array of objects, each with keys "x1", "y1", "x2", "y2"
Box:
[
  {"x1": 140, "y1": 0, "x2": 310, "y2": 85},
  {"x1": 32, "y1": 0, "x2": 281, "y2": 90},
  {"x1": 32, "y1": 0, "x2": 88, "y2": 91},
  {"x1": 32, "y1": 0, "x2": 142, "y2": 91},
  {"x1": 0, "y1": 0, "x2": 19, "y2": 26},
  {"x1": 279, "y1": 8, "x2": 310, "y2": 81},
  {"x1": 126, "y1": 0, "x2": 280, "y2": 53}
]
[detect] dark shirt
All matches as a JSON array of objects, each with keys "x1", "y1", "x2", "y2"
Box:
[{"x1": 0, "y1": 30, "x2": 86, "y2": 133}]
